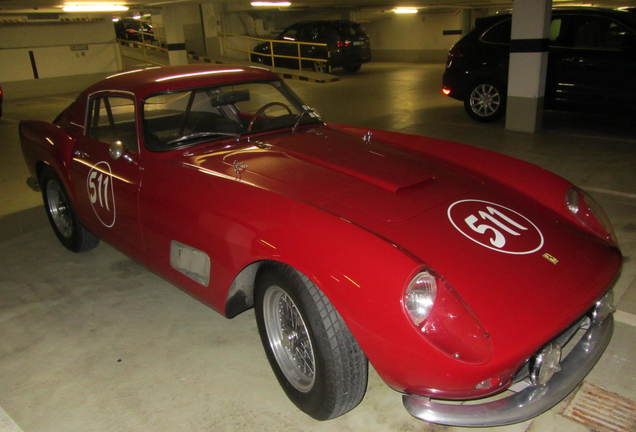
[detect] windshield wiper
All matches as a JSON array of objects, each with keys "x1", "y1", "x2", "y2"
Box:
[
  {"x1": 166, "y1": 131, "x2": 240, "y2": 146},
  {"x1": 291, "y1": 106, "x2": 321, "y2": 134}
]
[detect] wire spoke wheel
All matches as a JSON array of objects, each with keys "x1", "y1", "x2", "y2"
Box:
[
  {"x1": 255, "y1": 264, "x2": 368, "y2": 420},
  {"x1": 263, "y1": 285, "x2": 316, "y2": 393},
  {"x1": 46, "y1": 179, "x2": 73, "y2": 239},
  {"x1": 40, "y1": 168, "x2": 99, "y2": 253}
]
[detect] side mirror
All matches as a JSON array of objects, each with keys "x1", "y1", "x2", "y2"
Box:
[{"x1": 109, "y1": 140, "x2": 124, "y2": 160}]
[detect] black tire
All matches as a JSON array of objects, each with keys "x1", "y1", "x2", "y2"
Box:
[
  {"x1": 255, "y1": 263, "x2": 368, "y2": 420},
  {"x1": 40, "y1": 168, "x2": 99, "y2": 253},
  {"x1": 464, "y1": 82, "x2": 506, "y2": 122},
  {"x1": 343, "y1": 63, "x2": 361, "y2": 73}
]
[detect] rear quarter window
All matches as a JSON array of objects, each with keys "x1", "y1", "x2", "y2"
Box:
[{"x1": 481, "y1": 19, "x2": 511, "y2": 44}]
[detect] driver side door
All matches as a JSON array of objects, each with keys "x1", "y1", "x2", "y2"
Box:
[{"x1": 70, "y1": 91, "x2": 143, "y2": 256}]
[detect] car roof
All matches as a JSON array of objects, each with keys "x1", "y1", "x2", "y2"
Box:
[
  {"x1": 83, "y1": 64, "x2": 280, "y2": 99},
  {"x1": 475, "y1": 7, "x2": 636, "y2": 29}
]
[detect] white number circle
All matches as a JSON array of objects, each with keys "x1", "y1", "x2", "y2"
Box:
[
  {"x1": 87, "y1": 161, "x2": 116, "y2": 228},
  {"x1": 447, "y1": 199, "x2": 544, "y2": 255}
]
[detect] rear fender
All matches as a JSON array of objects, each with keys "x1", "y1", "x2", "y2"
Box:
[{"x1": 19, "y1": 120, "x2": 78, "y2": 201}]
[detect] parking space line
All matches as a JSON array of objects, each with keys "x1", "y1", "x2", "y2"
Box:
[
  {"x1": 0, "y1": 406, "x2": 24, "y2": 432},
  {"x1": 584, "y1": 187, "x2": 636, "y2": 201}
]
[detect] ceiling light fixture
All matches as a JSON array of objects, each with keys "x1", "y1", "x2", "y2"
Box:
[
  {"x1": 251, "y1": 1, "x2": 292, "y2": 7},
  {"x1": 63, "y1": 3, "x2": 129, "y2": 12},
  {"x1": 393, "y1": 7, "x2": 419, "y2": 14}
]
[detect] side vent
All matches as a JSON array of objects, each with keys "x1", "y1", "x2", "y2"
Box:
[{"x1": 170, "y1": 240, "x2": 211, "y2": 286}]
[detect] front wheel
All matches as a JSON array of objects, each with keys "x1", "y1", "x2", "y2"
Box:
[
  {"x1": 255, "y1": 263, "x2": 368, "y2": 420},
  {"x1": 40, "y1": 168, "x2": 99, "y2": 252},
  {"x1": 464, "y1": 82, "x2": 505, "y2": 122}
]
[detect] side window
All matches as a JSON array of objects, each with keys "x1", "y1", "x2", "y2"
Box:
[
  {"x1": 567, "y1": 15, "x2": 632, "y2": 50},
  {"x1": 87, "y1": 95, "x2": 138, "y2": 153},
  {"x1": 481, "y1": 19, "x2": 511, "y2": 44},
  {"x1": 280, "y1": 26, "x2": 298, "y2": 41},
  {"x1": 297, "y1": 24, "x2": 315, "y2": 42}
]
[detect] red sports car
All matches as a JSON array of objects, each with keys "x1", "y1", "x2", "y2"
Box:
[{"x1": 19, "y1": 64, "x2": 620, "y2": 426}]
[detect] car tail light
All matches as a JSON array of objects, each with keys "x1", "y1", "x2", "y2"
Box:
[
  {"x1": 442, "y1": 87, "x2": 451, "y2": 96},
  {"x1": 336, "y1": 40, "x2": 352, "y2": 48}
]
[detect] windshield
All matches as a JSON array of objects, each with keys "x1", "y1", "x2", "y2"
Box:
[{"x1": 143, "y1": 80, "x2": 320, "y2": 151}]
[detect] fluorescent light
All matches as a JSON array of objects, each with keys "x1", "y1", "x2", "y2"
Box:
[
  {"x1": 393, "y1": 7, "x2": 419, "y2": 14},
  {"x1": 155, "y1": 69, "x2": 245, "y2": 82},
  {"x1": 63, "y1": 3, "x2": 129, "y2": 12},
  {"x1": 112, "y1": 17, "x2": 119, "y2": 22},
  {"x1": 251, "y1": 2, "x2": 292, "y2": 7}
]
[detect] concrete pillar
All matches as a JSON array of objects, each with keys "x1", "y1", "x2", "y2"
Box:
[
  {"x1": 461, "y1": 9, "x2": 472, "y2": 34},
  {"x1": 505, "y1": 0, "x2": 552, "y2": 133},
  {"x1": 201, "y1": 1, "x2": 224, "y2": 59},
  {"x1": 163, "y1": 5, "x2": 188, "y2": 65}
]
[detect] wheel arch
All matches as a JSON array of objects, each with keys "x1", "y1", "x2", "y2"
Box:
[{"x1": 224, "y1": 259, "x2": 322, "y2": 319}]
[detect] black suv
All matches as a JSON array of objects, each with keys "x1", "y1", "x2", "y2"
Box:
[
  {"x1": 442, "y1": 8, "x2": 636, "y2": 121},
  {"x1": 251, "y1": 20, "x2": 371, "y2": 73}
]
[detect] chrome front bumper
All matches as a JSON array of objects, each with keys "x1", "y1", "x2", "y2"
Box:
[{"x1": 403, "y1": 315, "x2": 614, "y2": 427}]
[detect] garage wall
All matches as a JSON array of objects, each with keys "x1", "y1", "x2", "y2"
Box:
[
  {"x1": 365, "y1": 10, "x2": 464, "y2": 63},
  {"x1": 0, "y1": 20, "x2": 121, "y2": 83}
]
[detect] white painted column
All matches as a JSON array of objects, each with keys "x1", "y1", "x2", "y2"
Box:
[
  {"x1": 200, "y1": 1, "x2": 224, "y2": 59},
  {"x1": 461, "y1": 9, "x2": 472, "y2": 35},
  {"x1": 505, "y1": 0, "x2": 552, "y2": 133},
  {"x1": 163, "y1": 5, "x2": 188, "y2": 65}
]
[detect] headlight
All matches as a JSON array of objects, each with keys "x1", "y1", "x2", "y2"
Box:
[
  {"x1": 565, "y1": 187, "x2": 617, "y2": 246},
  {"x1": 404, "y1": 271, "x2": 437, "y2": 325},
  {"x1": 404, "y1": 271, "x2": 492, "y2": 363}
]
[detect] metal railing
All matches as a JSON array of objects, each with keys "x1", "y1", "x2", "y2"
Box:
[{"x1": 221, "y1": 34, "x2": 329, "y2": 71}]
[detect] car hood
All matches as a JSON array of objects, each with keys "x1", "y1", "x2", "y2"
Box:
[{"x1": 182, "y1": 126, "x2": 621, "y2": 352}]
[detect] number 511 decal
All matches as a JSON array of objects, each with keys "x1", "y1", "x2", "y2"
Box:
[
  {"x1": 448, "y1": 200, "x2": 544, "y2": 255},
  {"x1": 86, "y1": 161, "x2": 117, "y2": 228}
]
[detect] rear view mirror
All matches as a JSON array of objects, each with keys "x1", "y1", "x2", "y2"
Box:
[{"x1": 211, "y1": 90, "x2": 250, "y2": 106}]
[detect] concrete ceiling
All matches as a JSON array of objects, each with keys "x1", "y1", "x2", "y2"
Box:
[{"x1": 0, "y1": 0, "x2": 631, "y2": 14}]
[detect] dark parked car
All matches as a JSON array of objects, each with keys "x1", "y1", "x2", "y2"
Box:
[
  {"x1": 442, "y1": 8, "x2": 636, "y2": 121},
  {"x1": 115, "y1": 18, "x2": 155, "y2": 42},
  {"x1": 251, "y1": 20, "x2": 371, "y2": 73}
]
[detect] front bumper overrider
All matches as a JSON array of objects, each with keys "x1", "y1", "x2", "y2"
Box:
[{"x1": 402, "y1": 314, "x2": 614, "y2": 427}]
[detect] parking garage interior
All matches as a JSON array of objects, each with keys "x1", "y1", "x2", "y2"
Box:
[{"x1": 0, "y1": 1, "x2": 635, "y2": 431}]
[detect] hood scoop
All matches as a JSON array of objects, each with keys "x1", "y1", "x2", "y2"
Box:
[{"x1": 272, "y1": 128, "x2": 438, "y2": 193}]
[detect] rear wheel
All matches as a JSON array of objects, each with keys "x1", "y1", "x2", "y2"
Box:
[
  {"x1": 312, "y1": 61, "x2": 329, "y2": 74},
  {"x1": 464, "y1": 82, "x2": 505, "y2": 122},
  {"x1": 40, "y1": 168, "x2": 99, "y2": 252},
  {"x1": 255, "y1": 263, "x2": 368, "y2": 420}
]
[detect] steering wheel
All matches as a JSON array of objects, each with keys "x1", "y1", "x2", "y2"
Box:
[{"x1": 246, "y1": 102, "x2": 293, "y2": 133}]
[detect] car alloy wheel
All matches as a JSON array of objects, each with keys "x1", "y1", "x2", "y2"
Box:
[
  {"x1": 313, "y1": 61, "x2": 328, "y2": 73},
  {"x1": 263, "y1": 285, "x2": 316, "y2": 392},
  {"x1": 466, "y1": 83, "x2": 504, "y2": 121}
]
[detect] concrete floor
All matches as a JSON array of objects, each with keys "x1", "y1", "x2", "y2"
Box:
[{"x1": 0, "y1": 63, "x2": 635, "y2": 432}]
